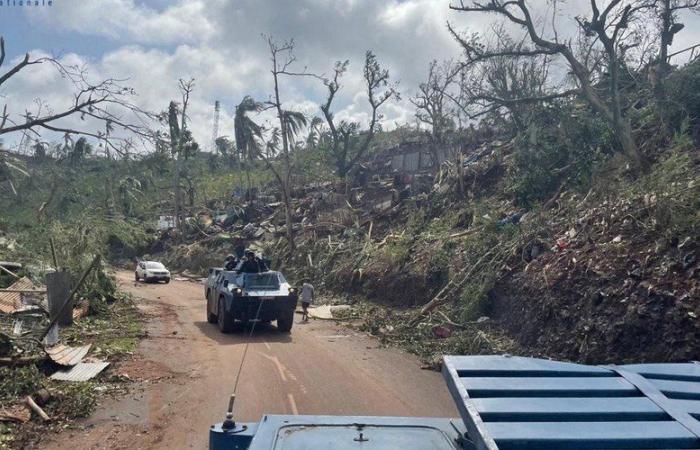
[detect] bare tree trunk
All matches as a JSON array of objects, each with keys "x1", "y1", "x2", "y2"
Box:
[
  {"x1": 617, "y1": 119, "x2": 645, "y2": 171},
  {"x1": 282, "y1": 185, "x2": 294, "y2": 250},
  {"x1": 173, "y1": 154, "x2": 182, "y2": 230},
  {"x1": 271, "y1": 49, "x2": 295, "y2": 251},
  {"x1": 245, "y1": 163, "x2": 252, "y2": 206},
  {"x1": 105, "y1": 176, "x2": 116, "y2": 215},
  {"x1": 659, "y1": 0, "x2": 672, "y2": 66}
]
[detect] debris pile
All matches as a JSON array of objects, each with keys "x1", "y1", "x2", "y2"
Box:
[{"x1": 0, "y1": 260, "x2": 135, "y2": 445}]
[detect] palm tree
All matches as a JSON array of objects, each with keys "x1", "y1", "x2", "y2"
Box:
[
  {"x1": 234, "y1": 96, "x2": 264, "y2": 201},
  {"x1": 265, "y1": 112, "x2": 308, "y2": 156},
  {"x1": 281, "y1": 110, "x2": 308, "y2": 149},
  {"x1": 266, "y1": 128, "x2": 281, "y2": 158},
  {"x1": 305, "y1": 117, "x2": 324, "y2": 149},
  {"x1": 234, "y1": 96, "x2": 264, "y2": 160}
]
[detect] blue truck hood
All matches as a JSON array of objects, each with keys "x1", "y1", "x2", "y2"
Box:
[{"x1": 211, "y1": 355, "x2": 700, "y2": 450}]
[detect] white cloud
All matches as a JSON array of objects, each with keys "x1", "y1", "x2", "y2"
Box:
[
  {"x1": 29, "y1": 0, "x2": 215, "y2": 45},
  {"x1": 5, "y1": 0, "x2": 700, "y2": 153}
]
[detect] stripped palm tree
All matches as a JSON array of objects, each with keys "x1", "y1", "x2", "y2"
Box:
[
  {"x1": 117, "y1": 176, "x2": 142, "y2": 215},
  {"x1": 305, "y1": 117, "x2": 324, "y2": 149},
  {"x1": 266, "y1": 127, "x2": 281, "y2": 158},
  {"x1": 281, "y1": 110, "x2": 308, "y2": 150},
  {"x1": 234, "y1": 96, "x2": 264, "y2": 201}
]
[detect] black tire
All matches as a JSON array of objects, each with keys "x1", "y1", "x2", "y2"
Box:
[
  {"x1": 135, "y1": 272, "x2": 139, "y2": 282},
  {"x1": 164, "y1": 278, "x2": 170, "y2": 284},
  {"x1": 206, "y1": 299, "x2": 217, "y2": 324},
  {"x1": 277, "y1": 308, "x2": 294, "y2": 333},
  {"x1": 217, "y1": 297, "x2": 234, "y2": 333}
]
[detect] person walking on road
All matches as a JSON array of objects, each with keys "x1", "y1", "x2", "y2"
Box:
[{"x1": 300, "y1": 280, "x2": 315, "y2": 322}]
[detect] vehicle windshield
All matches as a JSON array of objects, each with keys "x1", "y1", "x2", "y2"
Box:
[
  {"x1": 146, "y1": 262, "x2": 165, "y2": 270},
  {"x1": 243, "y1": 273, "x2": 280, "y2": 289}
]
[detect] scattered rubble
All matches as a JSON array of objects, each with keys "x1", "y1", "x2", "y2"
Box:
[{"x1": 1, "y1": 255, "x2": 142, "y2": 446}]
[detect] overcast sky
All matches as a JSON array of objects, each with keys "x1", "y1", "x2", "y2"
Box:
[{"x1": 1, "y1": 0, "x2": 699, "y2": 153}]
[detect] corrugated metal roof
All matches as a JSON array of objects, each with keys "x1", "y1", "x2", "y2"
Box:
[
  {"x1": 50, "y1": 361, "x2": 109, "y2": 382},
  {"x1": 0, "y1": 277, "x2": 44, "y2": 314},
  {"x1": 45, "y1": 344, "x2": 91, "y2": 366},
  {"x1": 443, "y1": 355, "x2": 700, "y2": 450}
]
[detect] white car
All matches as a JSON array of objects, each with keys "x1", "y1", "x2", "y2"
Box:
[{"x1": 135, "y1": 261, "x2": 171, "y2": 283}]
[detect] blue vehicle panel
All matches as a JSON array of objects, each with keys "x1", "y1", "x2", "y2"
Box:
[
  {"x1": 210, "y1": 355, "x2": 700, "y2": 449},
  {"x1": 442, "y1": 355, "x2": 700, "y2": 450}
]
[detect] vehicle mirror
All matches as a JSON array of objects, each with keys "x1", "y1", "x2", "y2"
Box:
[{"x1": 223, "y1": 280, "x2": 229, "y2": 287}]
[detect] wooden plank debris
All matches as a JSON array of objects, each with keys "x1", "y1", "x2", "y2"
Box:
[
  {"x1": 0, "y1": 264, "x2": 20, "y2": 279},
  {"x1": 25, "y1": 396, "x2": 50, "y2": 422},
  {"x1": 0, "y1": 277, "x2": 45, "y2": 314},
  {"x1": 0, "y1": 404, "x2": 31, "y2": 423}
]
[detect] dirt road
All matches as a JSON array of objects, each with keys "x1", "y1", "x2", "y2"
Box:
[{"x1": 40, "y1": 271, "x2": 458, "y2": 449}]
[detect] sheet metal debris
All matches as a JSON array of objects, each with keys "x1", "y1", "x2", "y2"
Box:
[
  {"x1": 45, "y1": 343, "x2": 91, "y2": 366},
  {"x1": 305, "y1": 305, "x2": 351, "y2": 320},
  {"x1": 0, "y1": 277, "x2": 45, "y2": 314},
  {"x1": 307, "y1": 305, "x2": 333, "y2": 320},
  {"x1": 50, "y1": 361, "x2": 109, "y2": 382}
]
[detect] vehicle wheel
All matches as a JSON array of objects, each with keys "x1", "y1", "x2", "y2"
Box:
[
  {"x1": 207, "y1": 299, "x2": 217, "y2": 324},
  {"x1": 217, "y1": 298, "x2": 234, "y2": 333},
  {"x1": 164, "y1": 278, "x2": 170, "y2": 284},
  {"x1": 277, "y1": 308, "x2": 294, "y2": 333},
  {"x1": 135, "y1": 272, "x2": 139, "y2": 282}
]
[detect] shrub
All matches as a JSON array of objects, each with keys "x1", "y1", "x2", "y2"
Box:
[
  {"x1": 508, "y1": 104, "x2": 613, "y2": 206},
  {"x1": 664, "y1": 60, "x2": 700, "y2": 134}
]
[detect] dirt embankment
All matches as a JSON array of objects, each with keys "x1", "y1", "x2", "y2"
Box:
[{"x1": 492, "y1": 197, "x2": 699, "y2": 364}]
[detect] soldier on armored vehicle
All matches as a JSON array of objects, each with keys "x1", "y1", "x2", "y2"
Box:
[{"x1": 238, "y1": 250, "x2": 268, "y2": 273}]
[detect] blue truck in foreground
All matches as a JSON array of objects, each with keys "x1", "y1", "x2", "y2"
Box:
[{"x1": 210, "y1": 354, "x2": 700, "y2": 449}]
